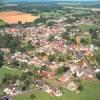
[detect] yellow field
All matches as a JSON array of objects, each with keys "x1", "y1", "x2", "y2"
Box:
[{"x1": 0, "y1": 11, "x2": 39, "y2": 24}]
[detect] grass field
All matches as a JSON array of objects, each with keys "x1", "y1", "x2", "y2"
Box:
[
  {"x1": 14, "y1": 80, "x2": 100, "y2": 100},
  {"x1": 80, "y1": 24, "x2": 96, "y2": 31},
  {"x1": 0, "y1": 67, "x2": 22, "y2": 81}
]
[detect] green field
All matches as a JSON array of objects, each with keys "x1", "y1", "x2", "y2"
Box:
[
  {"x1": 0, "y1": 67, "x2": 22, "y2": 81},
  {"x1": 80, "y1": 24, "x2": 96, "y2": 31},
  {"x1": 0, "y1": 20, "x2": 6, "y2": 26},
  {"x1": 14, "y1": 80, "x2": 100, "y2": 100}
]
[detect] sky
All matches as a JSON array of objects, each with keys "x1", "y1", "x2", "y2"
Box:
[
  {"x1": 1, "y1": 0, "x2": 99, "y2": 2},
  {"x1": 1, "y1": 0, "x2": 99, "y2": 3}
]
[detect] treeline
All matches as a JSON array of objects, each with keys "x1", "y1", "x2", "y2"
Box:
[{"x1": 0, "y1": 3, "x2": 63, "y2": 15}]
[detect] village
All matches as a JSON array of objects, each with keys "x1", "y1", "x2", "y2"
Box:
[{"x1": 0, "y1": 1, "x2": 100, "y2": 100}]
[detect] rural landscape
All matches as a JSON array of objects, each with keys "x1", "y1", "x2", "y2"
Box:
[{"x1": 0, "y1": 0, "x2": 100, "y2": 100}]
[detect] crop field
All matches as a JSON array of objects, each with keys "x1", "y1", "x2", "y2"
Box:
[{"x1": 0, "y1": 11, "x2": 39, "y2": 24}]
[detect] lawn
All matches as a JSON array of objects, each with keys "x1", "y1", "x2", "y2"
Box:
[
  {"x1": 14, "y1": 80, "x2": 100, "y2": 100},
  {"x1": 0, "y1": 67, "x2": 22, "y2": 81},
  {"x1": 80, "y1": 24, "x2": 96, "y2": 31}
]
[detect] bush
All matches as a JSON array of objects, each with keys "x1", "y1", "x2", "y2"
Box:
[
  {"x1": 30, "y1": 94, "x2": 36, "y2": 99},
  {"x1": 96, "y1": 72, "x2": 100, "y2": 80},
  {"x1": 77, "y1": 84, "x2": 83, "y2": 91}
]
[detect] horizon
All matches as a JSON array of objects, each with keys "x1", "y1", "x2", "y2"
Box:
[{"x1": 1, "y1": 0, "x2": 100, "y2": 3}]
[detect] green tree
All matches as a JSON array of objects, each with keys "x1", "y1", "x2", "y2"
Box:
[
  {"x1": 62, "y1": 32, "x2": 70, "y2": 40},
  {"x1": 40, "y1": 66, "x2": 49, "y2": 72},
  {"x1": 48, "y1": 35, "x2": 55, "y2": 42},
  {"x1": 0, "y1": 34, "x2": 21, "y2": 53},
  {"x1": 95, "y1": 50, "x2": 100, "y2": 65},
  {"x1": 24, "y1": 80, "x2": 30, "y2": 89},
  {"x1": 48, "y1": 54, "x2": 56, "y2": 62},
  {"x1": 0, "y1": 51, "x2": 4, "y2": 67},
  {"x1": 93, "y1": 38, "x2": 100, "y2": 47},
  {"x1": 96, "y1": 72, "x2": 100, "y2": 80},
  {"x1": 89, "y1": 28, "x2": 97, "y2": 39},
  {"x1": 20, "y1": 73, "x2": 27, "y2": 81},
  {"x1": 30, "y1": 94, "x2": 36, "y2": 100},
  {"x1": 57, "y1": 67, "x2": 65, "y2": 76},
  {"x1": 77, "y1": 84, "x2": 83, "y2": 91}
]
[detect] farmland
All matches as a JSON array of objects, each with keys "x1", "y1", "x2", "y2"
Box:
[{"x1": 0, "y1": 11, "x2": 39, "y2": 24}]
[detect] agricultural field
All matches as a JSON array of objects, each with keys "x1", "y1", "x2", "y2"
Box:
[
  {"x1": 79, "y1": 24, "x2": 96, "y2": 31},
  {"x1": 14, "y1": 80, "x2": 100, "y2": 100},
  {"x1": 0, "y1": 11, "x2": 39, "y2": 24}
]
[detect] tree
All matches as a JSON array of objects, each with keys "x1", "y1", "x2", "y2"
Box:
[
  {"x1": 33, "y1": 72, "x2": 43, "y2": 79},
  {"x1": 40, "y1": 66, "x2": 49, "y2": 72},
  {"x1": 70, "y1": 38, "x2": 76, "y2": 44},
  {"x1": 48, "y1": 35, "x2": 55, "y2": 42},
  {"x1": 24, "y1": 80, "x2": 30, "y2": 89},
  {"x1": 48, "y1": 54, "x2": 56, "y2": 62},
  {"x1": 47, "y1": 21, "x2": 55, "y2": 26},
  {"x1": 62, "y1": 32, "x2": 70, "y2": 40},
  {"x1": 96, "y1": 72, "x2": 100, "y2": 80},
  {"x1": 95, "y1": 50, "x2": 100, "y2": 65},
  {"x1": 21, "y1": 85, "x2": 27, "y2": 91},
  {"x1": 77, "y1": 84, "x2": 83, "y2": 91},
  {"x1": 20, "y1": 73, "x2": 27, "y2": 81},
  {"x1": 58, "y1": 55, "x2": 65, "y2": 62},
  {"x1": 11, "y1": 61, "x2": 20, "y2": 67},
  {"x1": 89, "y1": 28, "x2": 97, "y2": 39},
  {"x1": 57, "y1": 67, "x2": 65, "y2": 75},
  {"x1": 18, "y1": 21, "x2": 22, "y2": 25},
  {"x1": 30, "y1": 94, "x2": 36, "y2": 100},
  {"x1": 27, "y1": 40, "x2": 33, "y2": 50},
  {"x1": 0, "y1": 51, "x2": 4, "y2": 67},
  {"x1": 0, "y1": 34, "x2": 21, "y2": 53},
  {"x1": 93, "y1": 38, "x2": 100, "y2": 47},
  {"x1": 34, "y1": 17, "x2": 47, "y2": 24},
  {"x1": 37, "y1": 52, "x2": 46, "y2": 57},
  {"x1": 81, "y1": 35, "x2": 91, "y2": 45}
]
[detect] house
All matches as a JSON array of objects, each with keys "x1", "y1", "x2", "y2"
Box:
[
  {"x1": 3, "y1": 88, "x2": 13, "y2": 95},
  {"x1": 34, "y1": 80, "x2": 44, "y2": 87},
  {"x1": 94, "y1": 68, "x2": 100, "y2": 73},
  {"x1": 59, "y1": 71, "x2": 72, "y2": 82},
  {"x1": 3, "y1": 86, "x2": 20, "y2": 96},
  {"x1": 76, "y1": 69, "x2": 84, "y2": 77},
  {"x1": 67, "y1": 81, "x2": 78, "y2": 91},
  {"x1": 44, "y1": 85, "x2": 62, "y2": 96}
]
